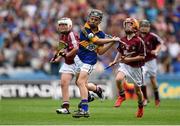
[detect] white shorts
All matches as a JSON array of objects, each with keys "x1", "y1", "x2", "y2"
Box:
[
  {"x1": 59, "y1": 55, "x2": 80, "y2": 75},
  {"x1": 59, "y1": 63, "x2": 77, "y2": 75},
  {"x1": 143, "y1": 59, "x2": 157, "y2": 77},
  {"x1": 75, "y1": 56, "x2": 95, "y2": 74},
  {"x1": 118, "y1": 63, "x2": 143, "y2": 86}
]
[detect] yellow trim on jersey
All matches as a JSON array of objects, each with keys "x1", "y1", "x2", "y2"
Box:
[
  {"x1": 80, "y1": 40, "x2": 90, "y2": 47},
  {"x1": 84, "y1": 23, "x2": 101, "y2": 33},
  {"x1": 90, "y1": 36, "x2": 99, "y2": 42},
  {"x1": 84, "y1": 23, "x2": 90, "y2": 29},
  {"x1": 80, "y1": 36, "x2": 99, "y2": 47}
]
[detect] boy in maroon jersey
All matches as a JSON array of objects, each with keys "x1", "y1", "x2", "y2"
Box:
[
  {"x1": 110, "y1": 18, "x2": 146, "y2": 118},
  {"x1": 139, "y1": 20, "x2": 163, "y2": 107},
  {"x1": 51, "y1": 17, "x2": 105, "y2": 114}
]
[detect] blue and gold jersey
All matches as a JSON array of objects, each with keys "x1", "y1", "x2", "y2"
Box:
[{"x1": 77, "y1": 23, "x2": 105, "y2": 65}]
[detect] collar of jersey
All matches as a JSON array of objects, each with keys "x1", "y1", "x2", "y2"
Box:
[{"x1": 84, "y1": 23, "x2": 101, "y2": 34}]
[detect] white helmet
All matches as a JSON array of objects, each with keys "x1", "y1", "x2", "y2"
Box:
[{"x1": 57, "y1": 17, "x2": 72, "y2": 29}]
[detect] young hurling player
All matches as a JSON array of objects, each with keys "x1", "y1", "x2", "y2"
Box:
[
  {"x1": 111, "y1": 18, "x2": 146, "y2": 118},
  {"x1": 139, "y1": 19, "x2": 162, "y2": 107},
  {"x1": 51, "y1": 17, "x2": 106, "y2": 114},
  {"x1": 72, "y1": 9, "x2": 119, "y2": 118}
]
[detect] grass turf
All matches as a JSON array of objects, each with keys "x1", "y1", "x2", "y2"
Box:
[{"x1": 0, "y1": 98, "x2": 180, "y2": 125}]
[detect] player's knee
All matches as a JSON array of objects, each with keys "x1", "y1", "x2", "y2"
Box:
[
  {"x1": 60, "y1": 79, "x2": 70, "y2": 88},
  {"x1": 76, "y1": 79, "x2": 84, "y2": 87}
]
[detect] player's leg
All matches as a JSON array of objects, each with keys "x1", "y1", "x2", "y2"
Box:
[
  {"x1": 141, "y1": 64, "x2": 149, "y2": 106},
  {"x1": 73, "y1": 71, "x2": 89, "y2": 118},
  {"x1": 114, "y1": 71, "x2": 126, "y2": 107},
  {"x1": 86, "y1": 82, "x2": 105, "y2": 100},
  {"x1": 149, "y1": 59, "x2": 160, "y2": 107},
  {"x1": 150, "y1": 76, "x2": 160, "y2": 107},
  {"x1": 56, "y1": 73, "x2": 73, "y2": 114},
  {"x1": 134, "y1": 85, "x2": 144, "y2": 118},
  {"x1": 141, "y1": 84, "x2": 149, "y2": 106},
  {"x1": 141, "y1": 85, "x2": 148, "y2": 99},
  {"x1": 75, "y1": 73, "x2": 94, "y2": 102},
  {"x1": 127, "y1": 65, "x2": 144, "y2": 117}
]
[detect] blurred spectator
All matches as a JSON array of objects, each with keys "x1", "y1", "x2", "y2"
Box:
[
  {"x1": 172, "y1": 53, "x2": 180, "y2": 73},
  {"x1": 145, "y1": 2, "x2": 158, "y2": 22},
  {"x1": 0, "y1": 50, "x2": 6, "y2": 67},
  {"x1": 13, "y1": 51, "x2": 30, "y2": 68},
  {"x1": 167, "y1": 34, "x2": 180, "y2": 60},
  {"x1": 153, "y1": 11, "x2": 168, "y2": 37}
]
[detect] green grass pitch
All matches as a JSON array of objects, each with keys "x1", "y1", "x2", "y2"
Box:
[{"x1": 0, "y1": 98, "x2": 180, "y2": 125}]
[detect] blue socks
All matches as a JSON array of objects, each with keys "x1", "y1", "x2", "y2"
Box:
[{"x1": 80, "y1": 99, "x2": 88, "y2": 112}]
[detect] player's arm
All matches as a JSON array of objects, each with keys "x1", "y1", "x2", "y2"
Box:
[
  {"x1": 121, "y1": 55, "x2": 145, "y2": 63},
  {"x1": 81, "y1": 28, "x2": 119, "y2": 45},
  {"x1": 51, "y1": 47, "x2": 78, "y2": 62},
  {"x1": 151, "y1": 36, "x2": 163, "y2": 56},
  {"x1": 65, "y1": 43, "x2": 78, "y2": 58},
  {"x1": 97, "y1": 42, "x2": 115, "y2": 55},
  {"x1": 151, "y1": 33, "x2": 163, "y2": 56},
  {"x1": 65, "y1": 32, "x2": 79, "y2": 58},
  {"x1": 65, "y1": 47, "x2": 78, "y2": 57},
  {"x1": 91, "y1": 36, "x2": 119, "y2": 45},
  {"x1": 151, "y1": 44, "x2": 161, "y2": 56}
]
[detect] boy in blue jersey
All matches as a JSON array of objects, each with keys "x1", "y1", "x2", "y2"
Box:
[{"x1": 72, "y1": 9, "x2": 119, "y2": 118}]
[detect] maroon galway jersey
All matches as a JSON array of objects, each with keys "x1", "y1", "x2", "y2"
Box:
[
  {"x1": 117, "y1": 35, "x2": 146, "y2": 67},
  {"x1": 59, "y1": 31, "x2": 79, "y2": 64},
  {"x1": 139, "y1": 32, "x2": 162, "y2": 62}
]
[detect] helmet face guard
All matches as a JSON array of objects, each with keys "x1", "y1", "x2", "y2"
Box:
[
  {"x1": 140, "y1": 20, "x2": 150, "y2": 27},
  {"x1": 139, "y1": 19, "x2": 150, "y2": 33},
  {"x1": 57, "y1": 18, "x2": 72, "y2": 33},
  {"x1": 88, "y1": 9, "x2": 103, "y2": 21},
  {"x1": 87, "y1": 9, "x2": 103, "y2": 28},
  {"x1": 123, "y1": 18, "x2": 139, "y2": 32}
]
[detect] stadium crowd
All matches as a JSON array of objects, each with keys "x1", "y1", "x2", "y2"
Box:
[{"x1": 0, "y1": 0, "x2": 180, "y2": 79}]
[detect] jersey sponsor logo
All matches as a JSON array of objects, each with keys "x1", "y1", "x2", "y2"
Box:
[
  {"x1": 86, "y1": 43, "x2": 98, "y2": 51},
  {"x1": 124, "y1": 51, "x2": 136, "y2": 57}
]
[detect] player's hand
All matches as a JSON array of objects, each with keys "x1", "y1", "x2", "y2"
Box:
[
  {"x1": 58, "y1": 51, "x2": 66, "y2": 57},
  {"x1": 119, "y1": 56, "x2": 128, "y2": 63},
  {"x1": 50, "y1": 57, "x2": 56, "y2": 63},
  {"x1": 121, "y1": 56, "x2": 126, "y2": 60},
  {"x1": 151, "y1": 50, "x2": 158, "y2": 56},
  {"x1": 50, "y1": 50, "x2": 65, "y2": 63},
  {"x1": 50, "y1": 56, "x2": 59, "y2": 63},
  {"x1": 112, "y1": 37, "x2": 120, "y2": 42}
]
